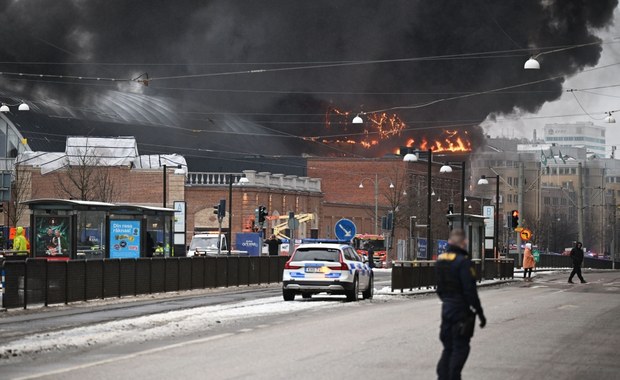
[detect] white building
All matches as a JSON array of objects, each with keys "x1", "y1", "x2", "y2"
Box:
[{"x1": 543, "y1": 122, "x2": 606, "y2": 157}]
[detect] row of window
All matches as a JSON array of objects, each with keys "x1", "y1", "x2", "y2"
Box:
[{"x1": 546, "y1": 136, "x2": 605, "y2": 144}]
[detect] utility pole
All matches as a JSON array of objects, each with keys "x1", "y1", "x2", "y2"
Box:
[
  {"x1": 517, "y1": 161, "x2": 524, "y2": 267},
  {"x1": 612, "y1": 192, "x2": 616, "y2": 270},
  {"x1": 577, "y1": 163, "x2": 584, "y2": 244},
  {"x1": 601, "y1": 169, "x2": 605, "y2": 257}
]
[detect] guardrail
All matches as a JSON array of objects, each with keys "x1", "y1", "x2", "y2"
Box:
[
  {"x1": 507, "y1": 254, "x2": 619, "y2": 269},
  {"x1": 391, "y1": 259, "x2": 514, "y2": 293},
  {"x1": 2, "y1": 256, "x2": 288, "y2": 310}
]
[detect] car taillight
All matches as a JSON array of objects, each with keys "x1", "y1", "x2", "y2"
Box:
[
  {"x1": 284, "y1": 261, "x2": 301, "y2": 269},
  {"x1": 335, "y1": 262, "x2": 349, "y2": 270}
]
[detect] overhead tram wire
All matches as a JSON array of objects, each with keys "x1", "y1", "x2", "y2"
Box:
[{"x1": 2, "y1": 39, "x2": 619, "y2": 84}]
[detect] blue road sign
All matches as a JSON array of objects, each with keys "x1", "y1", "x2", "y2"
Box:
[{"x1": 334, "y1": 218, "x2": 356, "y2": 241}]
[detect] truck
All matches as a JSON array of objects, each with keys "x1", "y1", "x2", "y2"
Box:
[
  {"x1": 186, "y1": 233, "x2": 228, "y2": 257},
  {"x1": 352, "y1": 234, "x2": 387, "y2": 268}
]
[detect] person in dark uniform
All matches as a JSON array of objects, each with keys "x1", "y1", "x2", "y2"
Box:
[
  {"x1": 366, "y1": 243, "x2": 375, "y2": 268},
  {"x1": 436, "y1": 229, "x2": 486, "y2": 380},
  {"x1": 568, "y1": 241, "x2": 586, "y2": 283},
  {"x1": 265, "y1": 235, "x2": 282, "y2": 256}
]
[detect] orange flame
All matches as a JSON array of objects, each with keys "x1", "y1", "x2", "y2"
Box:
[{"x1": 322, "y1": 107, "x2": 472, "y2": 153}]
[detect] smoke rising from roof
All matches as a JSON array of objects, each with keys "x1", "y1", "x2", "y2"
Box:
[{"x1": 0, "y1": 0, "x2": 617, "y2": 158}]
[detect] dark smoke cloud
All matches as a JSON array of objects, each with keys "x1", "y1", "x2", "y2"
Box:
[{"x1": 0, "y1": 0, "x2": 617, "y2": 157}]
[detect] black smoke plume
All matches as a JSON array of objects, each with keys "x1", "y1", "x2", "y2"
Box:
[{"x1": 0, "y1": 0, "x2": 617, "y2": 159}]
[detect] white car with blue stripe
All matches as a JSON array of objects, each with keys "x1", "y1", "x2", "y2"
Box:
[{"x1": 282, "y1": 242, "x2": 373, "y2": 301}]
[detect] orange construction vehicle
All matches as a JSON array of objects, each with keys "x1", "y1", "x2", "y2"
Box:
[{"x1": 352, "y1": 234, "x2": 387, "y2": 268}]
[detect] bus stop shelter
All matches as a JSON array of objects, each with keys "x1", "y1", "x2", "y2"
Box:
[{"x1": 23, "y1": 199, "x2": 175, "y2": 260}]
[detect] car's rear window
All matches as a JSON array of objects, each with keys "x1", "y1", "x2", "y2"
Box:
[{"x1": 293, "y1": 248, "x2": 341, "y2": 262}]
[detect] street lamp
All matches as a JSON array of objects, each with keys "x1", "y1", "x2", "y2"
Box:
[
  {"x1": 478, "y1": 174, "x2": 500, "y2": 259},
  {"x1": 352, "y1": 114, "x2": 364, "y2": 124},
  {"x1": 605, "y1": 112, "x2": 616, "y2": 123},
  {"x1": 440, "y1": 161, "x2": 466, "y2": 229},
  {"x1": 524, "y1": 57, "x2": 540, "y2": 70},
  {"x1": 403, "y1": 149, "x2": 433, "y2": 259},
  {"x1": 358, "y1": 174, "x2": 394, "y2": 235},
  {"x1": 0, "y1": 101, "x2": 30, "y2": 113}
]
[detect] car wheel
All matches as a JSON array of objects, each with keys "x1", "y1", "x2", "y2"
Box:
[
  {"x1": 362, "y1": 276, "x2": 373, "y2": 300},
  {"x1": 283, "y1": 289, "x2": 295, "y2": 301},
  {"x1": 301, "y1": 293, "x2": 312, "y2": 299},
  {"x1": 346, "y1": 276, "x2": 359, "y2": 302}
]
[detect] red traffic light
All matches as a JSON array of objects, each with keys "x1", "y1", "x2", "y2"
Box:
[{"x1": 512, "y1": 210, "x2": 519, "y2": 217}]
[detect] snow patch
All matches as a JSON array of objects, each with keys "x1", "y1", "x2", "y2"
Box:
[{"x1": 0, "y1": 296, "x2": 339, "y2": 360}]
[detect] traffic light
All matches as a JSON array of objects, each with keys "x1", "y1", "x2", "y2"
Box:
[
  {"x1": 448, "y1": 203, "x2": 454, "y2": 215},
  {"x1": 213, "y1": 199, "x2": 226, "y2": 219},
  {"x1": 511, "y1": 210, "x2": 519, "y2": 228},
  {"x1": 258, "y1": 206, "x2": 268, "y2": 224}
]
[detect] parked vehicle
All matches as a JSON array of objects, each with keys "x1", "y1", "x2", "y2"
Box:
[
  {"x1": 186, "y1": 234, "x2": 227, "y2": 257},
  {"x1": 282, "y1": 242, "x2": 373, "y2": 302}
]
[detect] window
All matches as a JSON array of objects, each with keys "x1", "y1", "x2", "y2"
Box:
[
  {"x1": 544, "y1": 197, "x2": 550, "y2": 205},
  {"x1": 294, "y1": 248, "x2": 341, "y2": 262},
  {"x1": 508, "y1": 177, "x2": 513, "y2": 186},
  {"x1": 508, "y1": 194, "x2": 512, "y2": 203},
  {"x1": 553, "y1": 198, "x2": 559, "y2": 206}
]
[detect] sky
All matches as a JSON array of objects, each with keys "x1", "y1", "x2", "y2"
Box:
[
  {"x1": 483, "y1": 7, "x2": 620, "y2": 156},
  {"x1": 1, "y1": 1, "x2": 619, "y2": 159}
]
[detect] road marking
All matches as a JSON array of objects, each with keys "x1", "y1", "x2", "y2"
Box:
[
  {"x1": 255, "y1": 324, "x2": 270, "y2": 328},
  {"x1": 238, "y1": 328, "x2": 253, "y2": 333},
  {"x1": 13, "y1": 333, "x2": 234, "y2": 380}
]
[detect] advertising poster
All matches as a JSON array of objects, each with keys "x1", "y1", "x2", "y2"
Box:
[
  {"x1": 34, "y1": 216, "x2": 72, "y2": 258},
  {"x1": 110, "y1": 220, "x2": 141, "y2": 259},
  {"x1": 417, "y1": 238, "x2": 428, "y2": 259},
  {"x1": 236, "y1": 232, "x2": 261, "y2": 256},
  {"x1": 173, "y1": 201, "x2": 186, "y2": 233}
]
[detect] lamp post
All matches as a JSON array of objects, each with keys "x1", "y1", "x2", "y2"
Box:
[
  {"x1": 162, "y1": 164, "x2": 167, "y2": 208},
  {"x1": 403, "y1": 149, "x2": 433, "y2": 259},
  {"x1": 358, "y1": 174, "x2": 394, "y2": 235},
  {"x1": 439, "y1": 161, "x2": 466, "y2": 229},
  {"x1": 227, "y1": 174, "x2": 249, "y2": 255},
  {"x1": 478, "y1": 174, "x2": 500, "y2": 259}
]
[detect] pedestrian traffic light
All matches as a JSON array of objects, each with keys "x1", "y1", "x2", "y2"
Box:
[
  {"x1": 448, "y1": 203, "x2": 454, "y2": 215},
  {"x1": 258, "y1": 206, "x2": 268, "y2": 224},
  {"x1": 511, "y1": 210, "x2": 519, "y2": 228}
]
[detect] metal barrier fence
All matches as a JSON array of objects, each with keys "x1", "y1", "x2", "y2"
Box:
[
  {"x1": 507, "y1": 254, "x2": 619, "y2": 269},
  {"x1": 2, "y1": 256, "x2": 288, "y2": 310},
  {"x1": 391, "y1": 259, "x2": 514, "y2": 293}
]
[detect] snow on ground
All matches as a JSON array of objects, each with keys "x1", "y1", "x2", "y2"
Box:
[
  {"x1": 0, "y1": 296, "x2": 341, "y2": 360},
  {"x1": 375, "y1": 278, "x2": 516, "y2": 296}
]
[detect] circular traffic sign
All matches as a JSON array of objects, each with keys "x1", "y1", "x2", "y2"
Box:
[
  {"x1": 334, "y1": 218, "x2": 357, "y2": 241},
  {"x1": 520, "y1": 228, "x2": 532, "y2": 241}
]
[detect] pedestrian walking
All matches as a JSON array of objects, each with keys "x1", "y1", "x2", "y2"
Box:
[
  {"x1": 265, "y1": 234, "x2": 282, "y2": 256},
  {"x1": 568, "y1": 241, "x2": 587, "y2": 284},
  {"x1": 366, "y1": 243, "x2": 375, "y2": 268},
  {"x1": 435, "y1": 229, "x2": 486, "y2": 380},
  {"x1": 522, "y1": 243, "x2": 535, "y2": 281}
]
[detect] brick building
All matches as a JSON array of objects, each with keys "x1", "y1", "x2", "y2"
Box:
[{"x1": 308, "y1": 156, "x2": 463, "y2": 259}]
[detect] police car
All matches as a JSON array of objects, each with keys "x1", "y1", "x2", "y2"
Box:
[{"x1": 282, "y1": 241, "x2": 373, "y2": 302}]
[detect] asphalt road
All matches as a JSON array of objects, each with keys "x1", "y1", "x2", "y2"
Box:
[{"x1": 2, "y1": 271, "x2": 619, "y2": 380}]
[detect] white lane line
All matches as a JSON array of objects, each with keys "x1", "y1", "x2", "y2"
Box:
[
  {"x1": 13, "y1": 333, "x2": 234, "y2": 380},
  {"x1": 238, "y1": 328, "x2": 253, "y2": 333},
  {"x1": 255, "y1": 324, "x2": 270, "y2": 329}
]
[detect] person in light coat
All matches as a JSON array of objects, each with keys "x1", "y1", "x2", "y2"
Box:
[{"x1": 522, "y1": 243, "x2": 535, "y2": 281}]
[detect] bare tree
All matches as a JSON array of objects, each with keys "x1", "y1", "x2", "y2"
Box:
[
  {"x1": 9, "y1": 163, "x2": 32, "y2": 227},
  {"x1": 56, "y1": 145, "x2": 119, "y2": 202}
]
